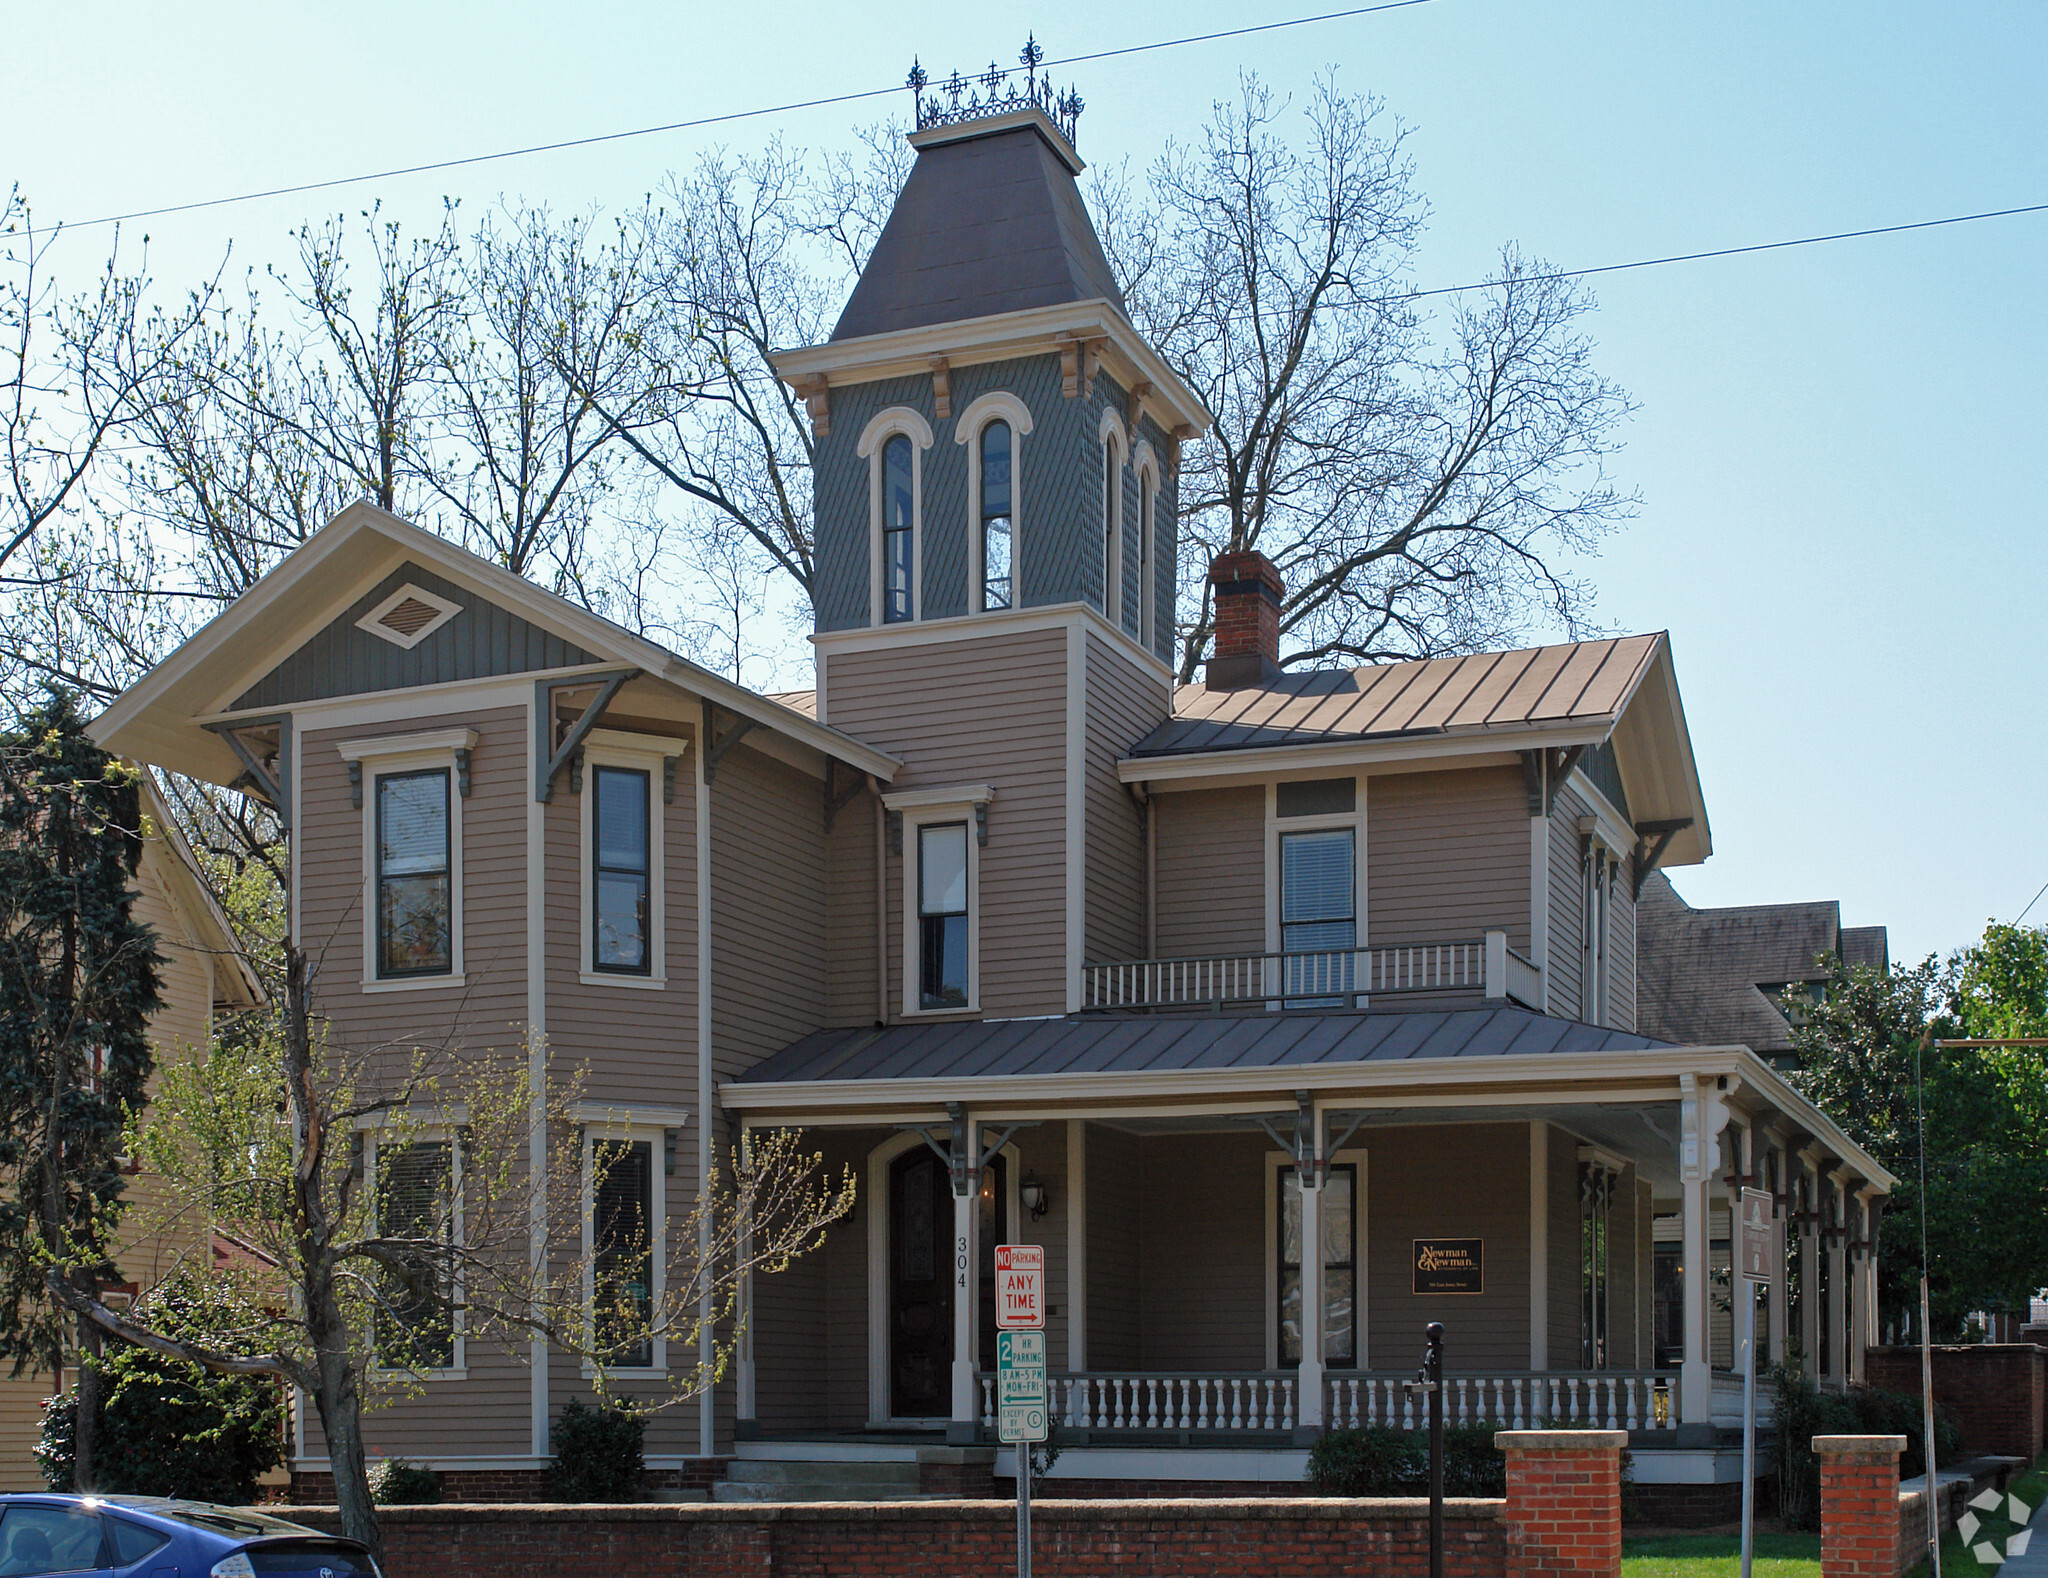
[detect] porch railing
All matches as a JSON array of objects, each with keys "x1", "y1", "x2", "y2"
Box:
[
  {"x1": 978, "y1": 1370, "x2": 1296, "y2": 1436},
  {"x1": 1324, "y1": 1370, "x2": 1676, "y2": 1432},
  {"x1": 1081, "y1": 930, "x2": 1543, "y2": 1013}
]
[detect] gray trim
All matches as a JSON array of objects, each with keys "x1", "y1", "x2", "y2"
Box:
[
  {"x1": 205, "y1": 715, "x2": 293, "y2": 830},
  {"x1": 533, "y1": 669, "x2": 638, "y2": 803}
]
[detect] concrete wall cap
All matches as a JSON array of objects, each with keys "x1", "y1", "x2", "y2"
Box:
[
  {"x1": 1493, "y1": 1429, "x2": 1629, "y2": 1451},
  {"x1": 277, "y1": 1496, "x2": 1506, "y2": 1524},
  {"x1": 1812, "y1": 1435, "x2": 1908, "y2": 1454}
]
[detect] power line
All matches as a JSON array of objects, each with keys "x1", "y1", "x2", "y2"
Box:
[
  {"x1": 47, "y1": 0, "x2": 1448, "y2": 236},
  {"x1": 2016, "y1": 877, "x2": 2048, "y2": 926}
]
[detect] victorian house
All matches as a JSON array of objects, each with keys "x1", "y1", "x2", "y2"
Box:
[{"x1": 88, "y1": 93, "x2": 1889, "y2": 1516}]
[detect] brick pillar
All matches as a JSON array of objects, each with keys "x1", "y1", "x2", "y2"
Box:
[
  {"x1": 1498, "y1": 1429, "x2": 1625, "y2": 1578},
  {"x1": 1815, "y1": 1435, "x2": 1905, "y2": 1578},
  {"x1": 1205, "y1": 550, "x2": 1283, "y2": 689}
]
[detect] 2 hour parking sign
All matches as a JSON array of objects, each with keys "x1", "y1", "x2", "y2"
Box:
[{"x1": 997, "y1": 1329, "x2": 1048, "y2": 1444}]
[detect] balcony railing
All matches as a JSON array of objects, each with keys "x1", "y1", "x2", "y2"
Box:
[
  {"x1": 1325, "y1": 1370, "x2": 1677, "y2": 1433},
  {"x1": 978, "y1": 1370, "x2": 1296, "y2": 1438},
  {"x1": 1082, "y1": 930, "x2": 1543, "y2": 1013}
]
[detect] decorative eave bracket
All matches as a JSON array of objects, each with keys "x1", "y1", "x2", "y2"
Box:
[
  {"x1": 701, "y1": 698, "x2": 760, "y2": 785},
  {"x1": 1518, "y1": 744, "x2": 1587, "y2": 818},
  {"x1": 204, "y1": 715, "x2": 294, "y2": 830},
  {"x1": 534, "y1": 669, "x2": 639, "y2": 803},
  {"x1": 1631, "y1": 817, "x2": 1694, "y2": 899},
  {"x1": 823, "y1": 758, "x2": 872, "y2": 833}
]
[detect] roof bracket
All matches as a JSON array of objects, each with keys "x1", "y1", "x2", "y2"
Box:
[
  {"x1": 948, "y1": 1103, "x2": 975, "y2": 1196},
  {"x1": 702, "y1": 699, "x2": 760, "y2": 786},
  {"x1": 1519, "y1": 744, "x2": 1587, "y2": 817},
  {"x1": 1631, "y1": 817, "x2": 1694, "y2": 899},
  {"x1": 824, "y1": 759, "x2": 869, "y2": 833},
  {"x1": 205, "y1": 716, "x2": 293, "y2": 830},
  {"x1": 534, "y1": 669, "x2": 638, "y2": 803}
]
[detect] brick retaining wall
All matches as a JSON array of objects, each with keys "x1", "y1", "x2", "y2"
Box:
[
  {"x1": 1816, "y1": 1435, "x2": 1905, "y2": 1578},
  {"x1": 1864, "y1": 1344, "x2": 2048, "y2": 1461},
  {"x1": 290, "y1": 1460, "x2": 731, "y2": 1505},
  {"x1": 286, "y1": 1498, "x2": 1508, "y2": 1578}
]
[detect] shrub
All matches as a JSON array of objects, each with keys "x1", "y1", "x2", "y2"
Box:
[
  {"x1": 1307, "y1": 1423, "x2": 1505, "y2": 1496},
  {"x1": 35, "y1": 1347, "x2": 282, "y2": 1502},
  {"x1": 1770, "y1": 1365, "x2": 1964, "y2": 1530},
  {"x1": 369, "y1": 1459, "x2": 444, "y2": 1504},
  {"x1": 545, "y1": 1397, "x2": 646, "y2": 1501}
]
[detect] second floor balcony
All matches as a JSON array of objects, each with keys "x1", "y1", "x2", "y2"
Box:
[{"x1": 1082, "y1": 930, "x2": 1544, "y2": 1014}]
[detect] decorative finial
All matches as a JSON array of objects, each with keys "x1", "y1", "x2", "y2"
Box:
[
  {"x1": 910, "y1": 39, "x2": 1084, "y2": 150},
  {"x1": 1021, "y1": 34, "x2": 1044, "y2": 88},
  {"x1": 907, "y1": 59, "x2": 928, "y2": 93}
]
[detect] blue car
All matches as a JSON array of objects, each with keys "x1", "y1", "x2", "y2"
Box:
[{"x1": 0, "y1": 1496, "x2": 380, "y2": 1578}]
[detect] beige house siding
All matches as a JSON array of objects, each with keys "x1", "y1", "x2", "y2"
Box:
[
  {"x1": 1137, "y1": 1134, "x2": 1266, "y2": 1371},
  {"x1": 824, "y1": 792, "x2": 881, "y2": 1027},
  {"x1": 828, "y1": 630, "x2": 1071, "y2": 1018},
  {"x1": 1609, "y1": 1167, "x2": 1642, "y2": 1370},
  {"x1": 1367, "y1": 1123, "x2": 1535, "y2": 1371},
  {"x1": 1152, "y1": 787, "x2": 1264, "y2": 959},
  {"x1": 1368, "y1": 766, "x2": 1530, "y2": 952},
  {"x1": 1608, "y1": 858, "x2": 1637, "y2": 1034},
  {"x1": 1547, "y1": 1127, "x2": 1583, "y2": 1370},
  {"x1": 1084, "y1": 635, "x2": 1165, "y2": 967},
  {"x1": 1085, "y1": 1125, "x2": 1143, "y2": 1368},
  {"x1": 1547, "y1": 787, "x2": 1587, "y2": 1022}
]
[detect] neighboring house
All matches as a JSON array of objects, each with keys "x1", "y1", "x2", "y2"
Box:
[
  {"x1": 1636, "y1": 871, "x2": 1890, "y2": 1067},
  {"x1": 0, "y1": 778, "x2": 264, "y2": 1489},
  {"x1": 89, "y1": 99, "x2": 1891, "y2": 1517}
]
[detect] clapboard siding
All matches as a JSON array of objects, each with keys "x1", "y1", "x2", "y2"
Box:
[
  {"x1": 1138, "y1": 1134, "x2": 1266, "y2": 1370},
  {"x1": 1367, "y1": 1123, "x2": 1534, "y2": 1371},
  {"x1": 1086, "y1": 1125, "x2": 1143, "y2": 1369},
  {"x1": 1153, "y1": 787, "x2": 1265, "y2": 959},
  {"x1": 1547, "y1": 1128, "x2": 1582, "y2": 1370},
  {"x1": 824, "y1": 781, "x2": 881, "y2": 1026},
  {"x1": 1547, "y1": 786, "x2": 1587, "y2": 1022},
  {"x1": 827, "y1": 630, "x2": 1071, "y2": 1018},
  {"x1": 1084, "y1": 634, "x2": 1167, "y2": 967},
  {"x1": 1609, "y1": 858, "x2": 1637, "y2": 1034},
  {"x1": 1368, "y1": 766, "x2": 1530, "y2": 951}
]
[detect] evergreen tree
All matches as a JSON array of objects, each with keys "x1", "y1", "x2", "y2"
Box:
[{"x1": 0, "y1": 688, "x2": 163, "y2": 1487}]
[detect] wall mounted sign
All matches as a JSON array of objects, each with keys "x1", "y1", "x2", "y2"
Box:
[{"x1": 1413, "y1": 1238, "x2": 1484, "y2": 1294}]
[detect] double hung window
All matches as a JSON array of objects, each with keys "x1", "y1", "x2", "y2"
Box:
[
  {"x1": 1580, "y1": 1160, "x2": 1617, "y2": 1369},
  {"x1": 592, "y1": 1137, "x2": 656, "y2": 1369},
  {"x1": 883, "y1": 433, "x2": 914, "y2": 623},
  {"x1": 592, "y1": 766, "x2": 651, "y2": 974},
  {"x1": 1278, "y1": 1164, "x2": 1357, "y2": 1366},
  {"x1": 918, "y1": 822, "x2": 970, "y2": 1010},
  {"x1": 980, "y1": 422, "x2": 1012, "y2": 611},
  {"x1": 376, "y1": 769, "x2": 452, "y2": 978},
  {"x1": 1280, "y1": 828, "x2": 1357, "y2": 1004},
  {"x1": 375, "y1": 1138, "x2": 457, "y2": 1371}
]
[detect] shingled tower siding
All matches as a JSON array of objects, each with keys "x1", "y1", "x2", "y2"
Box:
[
  {"x1": 1207, "y1": 550, "x2": 1284, "y2": 689},
  {"x1": 1815, "y1": 1436, "x2": 1906, "y2": 1578},
  {"x1": 1497, "y1": 1430, "x2": 1625, "y2": 1578}
]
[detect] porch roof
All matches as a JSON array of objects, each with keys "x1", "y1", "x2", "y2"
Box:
[{"x1": 734, "y1": 1006, "x2": 1671, "y2": 1088}]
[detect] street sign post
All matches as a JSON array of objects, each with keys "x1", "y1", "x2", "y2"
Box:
[
  {"x1": 995, "y1": 1246, "x2": 1047, "y2": 1578},
  {"x1": 1737, "y1": 1187, "x2": 1775, "y2": 1578}
]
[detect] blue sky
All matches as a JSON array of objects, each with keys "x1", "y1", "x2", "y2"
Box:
[{"x1": 9, "y1": 1, "x2": 2044, "y2": 964}]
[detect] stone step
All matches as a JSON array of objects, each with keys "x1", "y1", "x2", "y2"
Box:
[
  {"x1": 710, "y1": 1480, "x2": 955, "y2": 1503},
  {"x1": 724, "y1": 1459, "x2": 923, "y2": 1488}
]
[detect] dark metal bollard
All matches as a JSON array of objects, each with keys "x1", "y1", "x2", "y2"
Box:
[{"x1": 1419, "y1": 1321, "x2": 1445, "y2": 1578}]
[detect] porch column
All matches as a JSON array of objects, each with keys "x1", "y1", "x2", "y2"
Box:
[
  {"x1": 1677, "y1": 1074, "x2": 1721, "y2": 1435},
  {"x1": 1827, "y1": 1172, "x2": 1849, "y2": 1387},
  {"x1": 1297, "y1": 1140, "x2": 1325, "y2": 1440},
  {"x1": 1066, "y1": 1118, "x2": 1087, "y2": 1373},
  {"x1": 1848, "y1": 1187, "x2": 1874, "y2": 1381},
  {"x1": 736, "y1": 1128, "x2": 756, "y2": 1430},
  {"x1": 1799, "y1": 1152, "x2": 1821, "y2": 1376},
  {"x1": 949, "y1": 1106, "x2": 980, "y2": 1444},
  {"x1": 1767, "y1": 1143, "x2": 1789, "y2": 1370}
]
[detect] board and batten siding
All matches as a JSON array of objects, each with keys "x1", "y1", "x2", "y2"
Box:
[
  {"x1": 1367, "y1": 766, "x2": 1530, "y2": 952},
  {"x1": 1084, "y1": 633, "x2": 1168, "y2": 968},
  {"x1": 826, "y1": 630, "x2": 1071, "y2": 1018},
  {"x1": 297, "y1": 706, "x2": 536, "y2": 1462},
  {"x1": 1151, "y1": 786, "x2": 1265, "y2": 960}
]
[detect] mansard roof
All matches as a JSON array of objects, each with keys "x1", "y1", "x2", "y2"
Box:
[{"x1": 830, "y1": 111, "x2": 1128, "y2": 342}]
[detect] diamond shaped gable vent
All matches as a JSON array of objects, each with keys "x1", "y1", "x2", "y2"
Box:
[{"x1": 356, "y1": 583, "x2": 462, "y2": 650}]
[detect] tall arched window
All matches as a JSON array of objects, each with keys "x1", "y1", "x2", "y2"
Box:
[
  {"x1": 882, "y1": 433, "x2": 914, "y2": 623},
  {"x1": 980, "y1": 421, "x2": 1012, "y2": 611},
  {"x1": 1102, "y1": 436, "x2": 1123, "y2": 620}
]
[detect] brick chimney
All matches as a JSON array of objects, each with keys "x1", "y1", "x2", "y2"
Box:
[{"x1": 1206, "y1": 550, "x2": 1284, "y2": 689}]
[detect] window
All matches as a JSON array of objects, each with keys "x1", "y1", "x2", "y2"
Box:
[
  {"x1": 375, "y1": 1138, "x2": 457, "y2": 1372},
  {"x1": 591, "y1": 1136, "x2": 656, "y2": 1369},
  {"x1": 376, "y1": 768, "x2": 452, "y2": 978},
  {"x1": 980, "y1": 421, "x2": 1013, "y2": 611},
  {"x1": 1583, "y1": 845, "x2": 1612, "y2": 1025},
  {"x1": 107, "y1": 1518, "x2": 172, "y2": 1568},
  {"x1": 1279, "y1": 1163, "x2": 1357, "y2": 1366},
  {"x1": 1580, "y1": 1159, "x2": 1617, "y2": 1369},
  {"x1": 1280, "y1": 828, "x2": 1357, "y2": 1004},
  {"x1": 0, "y1": 1504, "x2": 105, "y2": 1574},
  {"x1": 918, "y1": 822, "x2": 969, "y2": 1010},
  {"x1": 1102, "y1": 436, "x2": 1122, "y2": 621},
  {"x1": 592, "y1": 766, "x2": 651, "y2": 974},
  {"x1": 883, "y1": 432, "x2": 914, "y2": 623}
]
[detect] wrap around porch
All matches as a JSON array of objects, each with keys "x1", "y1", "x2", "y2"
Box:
[{"x1": 722, "y1": 1009, "x2": 1891, "y2": 1477}]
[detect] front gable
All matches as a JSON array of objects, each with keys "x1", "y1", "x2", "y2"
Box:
[{"x1": 232, "y1": 561, "x2": 597, "y2": 710}]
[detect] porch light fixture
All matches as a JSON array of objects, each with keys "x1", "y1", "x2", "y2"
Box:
[{"x1": 1020, "y1": 1172, "x2": 1050, "y2": 1222}]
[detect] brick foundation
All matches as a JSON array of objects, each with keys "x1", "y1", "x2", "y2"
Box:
[
  {"x1": 1498, "y1": 1430, "x2": 1625, "y2": 1578},
  {"x1": 1815, "y1": 1434, "x2": 1904, "y2": 1578},
  {"x1": 1626, "y1": 1481, "x2": 1744, "y2": 1528},
  {"x1": 284, "y1": 1497, "x2": 1507, "y2": 1578},
  {"x1": 1864, "y1": 1344, "x2": 2048, "y2": 1461},
  {"x1": 290, "y1": 1460, "x2": 731, "y2": 1506}
]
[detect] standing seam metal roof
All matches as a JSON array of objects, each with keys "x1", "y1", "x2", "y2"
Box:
[{"x1": 732, "y1": 1007, "x2": 1673, "y2": 1088}]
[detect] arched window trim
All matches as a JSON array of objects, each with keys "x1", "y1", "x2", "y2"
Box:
[
  {"x1": 957, "y1": 392, "x2": 1035, "y2": 615},
  {"x1": 859, "y1": 406, "x2": 935, "y2": 626},
  {"x1": 1133, "y1": 439, "x2": 1162, "y2": 654},
  {"x1": 1097, "y1": 406, "x2": 1126, "y2": 625}
]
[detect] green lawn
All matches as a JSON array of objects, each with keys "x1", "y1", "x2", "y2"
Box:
[
  {"x1": 1622, "y1": 1531, "x2": 1821, "y2": 1578},
  {"x1": 1905, "y1": 1455, "x2": 2048, "y2": 1578}
]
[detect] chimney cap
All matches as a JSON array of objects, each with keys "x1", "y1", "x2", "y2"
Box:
[
  {"x1": 1206, "y1": 549, "x2": 1284, "y2": 690},
  {"x1": 1209, "y1": 550, "x2": 1283, "y2": 600}
]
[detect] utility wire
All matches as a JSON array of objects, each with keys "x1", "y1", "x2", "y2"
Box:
[
  {"x1": 2015, "y1": 877, "x2": 2048, "y2": 926},
  {"x1": 45, "y1": 0, "x2": 1448, "y2": 236}
]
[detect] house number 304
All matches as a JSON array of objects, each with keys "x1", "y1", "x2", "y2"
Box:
[{"x1": 957, "y1": 1234, "x2": 969, "y2": 1288}]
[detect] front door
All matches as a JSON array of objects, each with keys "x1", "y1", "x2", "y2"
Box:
[{"x1": 890, "y1": 1148, "x2": 951, "y2": 1418}]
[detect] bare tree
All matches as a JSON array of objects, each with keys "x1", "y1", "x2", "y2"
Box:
[{"x1": 1099, "y1": 76, "x2": 1637, "y2": 680}]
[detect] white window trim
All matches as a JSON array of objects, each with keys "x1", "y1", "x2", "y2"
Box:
[
  {"x1": 580, "y1": 1114, "x2": 672, "y2": 1379},
  {"x1": 1264, "y1": 779, "x2": 1368, "y2": 998},
  {"x1": 859, "y1": 406, "x2": 935, "y2": 627},
  {"x1": 1097, "y1": 407, "x2": 1125, "y2": 625},
  {"x1": 1263, "y1": 1146, "x2": 1369, "y2": 1371},
  {"x1": 899, "y1": 797, "x2": 985, "y2": 1018},
  {"x1": 578, "y1": 729, "x2": 680, "y2": 988},
  {"x1": 347, "y1": 734, "x2": 476, "y2": 993},
  {"x1": 957, "y1": 392, "x2": 1035, "y2": 615},
  {"x1": 364, "y1": 1122, "x2": 467, "y2": 1381},
  {"x1": 355, "y1": 582, "x2": 462, "y2": 650},
  {"x1": 1132, "y1": 441, "x2": 1161, "y2": 651}
]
